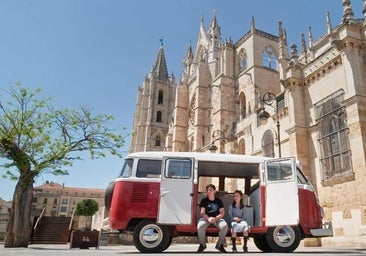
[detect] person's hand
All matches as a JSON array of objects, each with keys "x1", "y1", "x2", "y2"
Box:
[
  {"x1": 234, "y1": 217, "x2": 240, "y2": 222},
  {"x1": 208, "y1": 217, "x2": 216, "y2": 223}
]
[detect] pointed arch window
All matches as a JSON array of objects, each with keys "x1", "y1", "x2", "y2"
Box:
[
  {"x1": 262, "y1": 46, "x2": 277, "y2": 70},
  {"x1": 238, "y1": 49, "x2": 248, "y2": 72},
  {"x1": 155, "y1": 135, "x2": 161, "y2": 147},
  {"x1": 238, "y1": 139, "x2": 245, "y2": 155},
  {"x1": 239, "y1": 54, "x2": 247, "y2": 71},
  {"x1": 239, "y1": 92, "x2": 246, "y2": 120},
  {"x1": 156, "y1": 111, "x2": 162, "y2": 122},
  {"x1": 262, "y1": 130, "x2": 274, "y2": 157},
  {"x1": 315, "y1": 90, "x2": 352, "y2": 181},
  {"x1": 158, "y1": 90, "x2": 164, "y2": 105}
]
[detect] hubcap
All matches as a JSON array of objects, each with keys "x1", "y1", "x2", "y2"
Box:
[
  {"x1": 140, "y1": 224, "x2": 163, "y2": 248},
  {"x1": 273, "y1": 226, "x2": 294, "y2": 246}
]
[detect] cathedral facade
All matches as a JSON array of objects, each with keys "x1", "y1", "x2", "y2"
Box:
[{"x1": 130, "y1": 0, "x2": 366, "y2": 246}]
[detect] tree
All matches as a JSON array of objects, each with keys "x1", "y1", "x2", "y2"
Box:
[
  {"x1": 74, "y1": 199, "x2": 99, "y2": 231},
  {"x1": 0, "y1": 85, "x2": 124, "y2": 247}
]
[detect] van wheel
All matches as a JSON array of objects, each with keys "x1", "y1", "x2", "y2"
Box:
[
  {"x1": 265, "y1": 225, "x2": 301, "y2": 253},
  {"x1": 253, "y1": 235, "x2": 272, "y2": 252},
  {"x1": 162, "y1": 236, "x2": 173, "y2": 251},
  {"x1": 133, "y1": 220, "x2": 171, "y2": 253},
  {"x1": 104, "y1": 181, "x2": 115, "y2": 211}
]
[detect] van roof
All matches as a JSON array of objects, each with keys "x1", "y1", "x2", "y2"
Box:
[{"x1": 126, "y1": 151, "x2": 272, "y2": 164}]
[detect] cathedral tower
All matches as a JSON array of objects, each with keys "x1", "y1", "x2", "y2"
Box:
[{"x1": 130, "y1": 42, "x2": 175, "y2": 152}]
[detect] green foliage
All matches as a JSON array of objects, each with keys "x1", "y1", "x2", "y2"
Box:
[
  {"x1": 0, "y1": 84, "x2": 125, "y2": 183},
  {"x1": 74, "y1": 199, "x2": 99, "y2": 216}
]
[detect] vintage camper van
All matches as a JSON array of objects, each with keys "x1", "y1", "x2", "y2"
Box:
[{"x1": 105, "y1": 152, "x2": 332, "y2": 253}]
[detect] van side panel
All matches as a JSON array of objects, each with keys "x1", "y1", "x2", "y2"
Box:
[
  {"x1": 249, "y1": 186, "x2": 268, "y2": 233},
  {"x1": 249, "y1": 186, "x2": 262, "y2": 227},
  {"x1": 109, "y1": 180, "x2": 160, "y2": 230},
  {"x1": 298, "y1": 188, "x2": 323, "y2": 235}
]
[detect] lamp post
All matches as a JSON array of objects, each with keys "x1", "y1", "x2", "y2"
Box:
[{"x1": 258, "y1": 92, "x2": 281, "y2": 157}]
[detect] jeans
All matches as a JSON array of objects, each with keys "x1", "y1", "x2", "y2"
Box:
[{"x1": 197, "y1": 218, "x2": 228, "y2": 245}]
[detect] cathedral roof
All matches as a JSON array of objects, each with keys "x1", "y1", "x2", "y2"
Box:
[{"x1": 152, "y1": 45, "x2": 168, "y2": 82}]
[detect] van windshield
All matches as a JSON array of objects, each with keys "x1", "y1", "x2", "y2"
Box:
[{"x1": 119, "y1": 159, "x2": 133, "y2": 177}]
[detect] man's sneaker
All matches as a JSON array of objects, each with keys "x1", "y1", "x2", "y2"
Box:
[
  {"x1": 197, "y1": 244, "x2": 207, "y2": 253},
  {"x1": 215, "y1": 244, "x2": 227, "y2": 253}
]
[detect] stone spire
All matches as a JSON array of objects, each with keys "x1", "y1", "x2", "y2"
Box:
[
  {"x1": 183, "y1": 42, "x2": 193, "y2": 76},
  {"x1": 278, "y1": 21, "x2": 287, "y2": 45},
  {"x1": 152, "y1": 42, "x2": 168, "y2": 82},
  {"x1": 283, "y1": 28, "x2": 287, "y2": 45},
  {"x1": 208, "y1": 9, "x2": 219, "y2": 37},
  {"x1": 184, "y1": 41, "x2": 193, "y2": 60},
  {"x1": 301, "y1": 33, "x2": 307, "y2": 54},
  {"x1": 288, "y1": 43, "x2": 299, "y2": 67},
  {"x1": 301, "y1": 32, "x2": 308, "y2": 64},
  {"x1": 342, "y1": 0, "x2": 354, "y2": 23},
  {"x1": 308, "y1": 26, "x2": 313, "y2": 48},
  {"x1": 278, "y1": 21, "x2": 288, "y2": 60},
  {"x1": 207, "y1": 10, "x2": 220, "y2": 62},
  {"x1": 250, "y1": 16, "x2": 255, "y2": 33},
  {"x1": 198, "y1": 15, "x2": 209, "y2": 48},
  {"x1": 278, "y1": 21, "x2": 284, "y2": 39},
  {"x1": 326, "y1": 12, "x2": 333, "y2": 33}
]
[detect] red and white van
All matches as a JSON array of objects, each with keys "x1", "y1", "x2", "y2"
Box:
[{"x1": 105, "y1": 151, "x2": 332, "y2": 253}]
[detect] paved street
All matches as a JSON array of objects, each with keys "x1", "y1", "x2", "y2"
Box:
[{"x1": 1, "y1": 242, "x2": 365, "y2": 255}]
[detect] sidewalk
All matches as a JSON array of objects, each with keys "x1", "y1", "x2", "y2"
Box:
[
  {"x1": 0, "y1": 243, "x2": 134, "y2": 255},
  {"x1": 0, "y1": 242, "x2": 259, "y2": 255},
  {"x1": 1, "y1": 242, "x2": 365, "y2": 255}
]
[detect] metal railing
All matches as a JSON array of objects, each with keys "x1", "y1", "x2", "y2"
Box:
[{"x1": 33, "y1": 207, "x2": 46, "y2": 231}]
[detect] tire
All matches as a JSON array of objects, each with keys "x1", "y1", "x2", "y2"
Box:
[
  {"x1": 265, "y1": 225, "x2": 301, "y2": 253},
  {"x1": 162, "y1": 236, "x2": 173, "y2": 251},
  {"x1": 133, "y1": 220, "x2": 171, "y2": 253},
  {"x1": 253, "y1": 235, "x2": 272, "y2": 252},
  {"x1": 104, "y1": 181, "x2": 115, "y2": 211}
]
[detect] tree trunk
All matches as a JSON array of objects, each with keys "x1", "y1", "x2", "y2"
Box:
[{"x1": 4, "y1": 177, "x2": 34, "y2": 247}]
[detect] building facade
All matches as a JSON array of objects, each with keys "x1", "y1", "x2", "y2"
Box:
[
  {"x1": 32, "y1": 181, "x2": 105, "y2": 218},
  {"x1": 0, "y1": 198, "x2": 11, "y2": 240},
  {"x1": 131, "y1": 1, "x2": 366, "y2": 246}
]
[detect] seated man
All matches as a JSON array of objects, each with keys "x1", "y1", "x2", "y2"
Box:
[{"x1": 197, "y1": 184, "x2": 228, "y2": 253}]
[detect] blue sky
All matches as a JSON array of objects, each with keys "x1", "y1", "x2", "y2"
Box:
[{"x1": 0, "y1": 0, "x2": 363, "y2": 201}]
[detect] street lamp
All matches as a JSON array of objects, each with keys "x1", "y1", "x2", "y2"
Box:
[
  {"x1": 258, "y1": 92, "x2": 281, "y2": 157},
  {"x1": 208, "y1": 143, "x2": 218, "y2": 153},
  {"x1": 208, "y1": 130, "x2": 232, "y2": 153}
]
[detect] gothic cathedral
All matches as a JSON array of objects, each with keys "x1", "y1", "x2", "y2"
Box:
[{"x1": 131, "y1": 1, "x2": 366, "y2": 247}]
